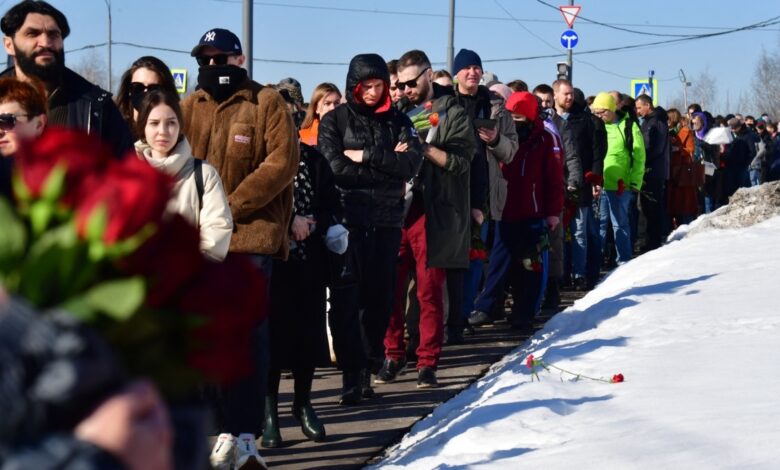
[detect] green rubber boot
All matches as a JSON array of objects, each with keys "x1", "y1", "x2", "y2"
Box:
[
  {"x1": 261, "y1": 395, "x2": 282, "y2": 448},
  {"x1": 292, "y1": 401, "x2": 326, "y2": 442}
]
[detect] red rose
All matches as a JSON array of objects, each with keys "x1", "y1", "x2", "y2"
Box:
[
  {"x1": 15, "y1": 128, "x2": 111, "y2": 206},
  {"x1": 429, "y1": 112, "x2": 440, "y2": 127},
  {"x1": 616, "y1": 179, "x2": 626, "y2": 196},
  {"x1": 584, "y1": 171, "x2": 604, "y2": 187},
  {"x1": 178, "y1": 254, "x2": 269, "y2": 384},
  {"x1": 75, "y1": 156, "x2": 173, "y2": 244},
  {"x1": 120, "y1": 214, "x2": 206, "y2": 307},
  {"x1": 611, "y1": 373, "x2": 624, "y2": 383},
  {"x1": 526, "y1": 355, "x2": 535, "y2": 369}
]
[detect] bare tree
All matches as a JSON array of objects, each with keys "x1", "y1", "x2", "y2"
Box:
[
  {"x1": 751, "y1": 47, "x2": 780, "y2": 120},
  {"x1": 690, "y1": 66, "x2": 718, "y2": 114},
  {"x1": 70, "y1": 51, "x2": 107, "y2": 90}
]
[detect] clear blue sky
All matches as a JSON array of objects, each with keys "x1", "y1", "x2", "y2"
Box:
[{"x1": 8, "y1": 0, "x2": 780, "y2": 115}]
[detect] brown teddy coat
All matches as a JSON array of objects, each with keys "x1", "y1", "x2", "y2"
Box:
[{"x1": 181, "y1": 80, "x2": 299, "y2": 259}]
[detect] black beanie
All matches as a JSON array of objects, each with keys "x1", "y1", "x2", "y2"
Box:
[{"x1": 452, "y1": 48, "x2": 482, "y2": 75}]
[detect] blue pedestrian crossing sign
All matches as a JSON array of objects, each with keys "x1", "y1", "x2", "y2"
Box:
[
  {"x1": 171, "y1": 69, "x2": 187, "y2": 94},
  {"x1": 630, "y1": 78, "x2": 659, "y2": 106},
  {"x1": 560, "y1": 29, "x2": 578, "y2": 49}
]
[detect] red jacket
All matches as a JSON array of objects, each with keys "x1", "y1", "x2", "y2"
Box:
[{"x1": 500, "y1": 118, "x2": 564, "y2": 221}]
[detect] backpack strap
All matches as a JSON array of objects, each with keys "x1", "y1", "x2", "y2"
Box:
[{"x1": 194, "y1": 158, "x2": 204, "y2": 211}]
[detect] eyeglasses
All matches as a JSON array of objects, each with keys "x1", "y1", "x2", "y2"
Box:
[
  {"x1": 396, "y1": 67, "x2": 430, "y2": 91},
  {"x1": 196, "y1": 54, "x2": 233, "y2": 67},
  {"x1": 129, "y1": 82, "x2": 162, "y2": 97},
  {"x1": 0, "y1": 113, "x2": 30, "y2": 131}
]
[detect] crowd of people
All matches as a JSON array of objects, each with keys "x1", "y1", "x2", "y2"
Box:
[{"x1": 1, "y1": 1, "x2": 778, "y2": 469}]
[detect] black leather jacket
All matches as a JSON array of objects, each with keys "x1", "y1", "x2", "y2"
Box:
[{"x1": 0, "y1": 67, "x2": 133, "y2": 158}]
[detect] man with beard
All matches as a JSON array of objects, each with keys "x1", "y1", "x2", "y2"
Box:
[
  {"x1": 180, "y1": 28, "x2": 298, "y2": 470},
  {"x1": 0, "y1": 0, "x2": 132, "y2": 156},
  {"x1": 375, "y1": 49, "x2": 474, "y2": 388},
  {"x1": 553, "y1": 80, "x2": 606, "y2": 290}
]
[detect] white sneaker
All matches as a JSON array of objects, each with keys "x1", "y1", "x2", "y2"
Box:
[
  {"x1": 236, "y1": 433, "x2": 267, "y2": 469},
  {"x1": 209, "y1": 433, "x2": 237, "y2": 470}
]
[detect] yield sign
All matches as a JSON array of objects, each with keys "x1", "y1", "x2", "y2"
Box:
[{"x1": 559, "y1": 5, "x2": 582, "y2": 29}]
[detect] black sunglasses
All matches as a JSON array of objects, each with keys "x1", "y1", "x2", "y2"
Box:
[
  {"x1": 396, "y1": 67, "x2": 430, "y2": 91},
  {"x1": 129, "y1": 82, "x2": 162, "y2": 97},
  {"x1": 0, "y1": 113, "x2": 30, "y2": 131},
  {"x1": 196, "y1": 54, "x2": 232, "y2": 67}
]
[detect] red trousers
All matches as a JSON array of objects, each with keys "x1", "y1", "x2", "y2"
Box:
[{"x1": 383, "y1": 215, "x2": 446, "y2": 370}]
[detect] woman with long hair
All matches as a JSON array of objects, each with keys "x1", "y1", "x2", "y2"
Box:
[
  {"x1": 299, "y1": 82, "x2": 341, "y2": 146},
  {"x1": 116, "y1": 56, "x2": 178, "y2": 138},
  {"x1": 135, "y1": 89, "x2": 232, "y2": 261}
]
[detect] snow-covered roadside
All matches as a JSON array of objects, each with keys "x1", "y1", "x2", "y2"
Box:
[{"x1": 372, "y1": 205, "x2": 780, "y2": 468}]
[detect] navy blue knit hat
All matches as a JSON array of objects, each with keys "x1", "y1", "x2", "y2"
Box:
[{"x1": 452, "y1": 48, "x2": 482, "y2": 75}]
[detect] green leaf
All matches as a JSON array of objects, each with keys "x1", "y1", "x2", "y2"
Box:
[
  {"x1": 0, "y1": 197, "x2": 27, "y2": 280},
  {"x1": 40, "y1": 163, "x2": 67, "y2": 202},
  {"x1": 11, "y1": 171, "x2": 31, "y2": 203},
  {"x1": 84, "y1": 204, "x2": 108, "y2": 243},
  {"x1": 18, "y1": 221, "x2": 80, "y2": 306},
  {"x1": 80, "y1": 276, "x2": 146, "y2": 321},
  {"x1": 29, "y1": 199, "x2": 55, "y2": 236}
]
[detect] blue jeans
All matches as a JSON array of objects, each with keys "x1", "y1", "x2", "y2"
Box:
[
  {"x1": 601, "y1": 190, "x2": 633, "y2": 265},
  {"x1": 571, "y1": 205, "x2": 601, "y2": 282},
  {"x1": 750, "y1": 169, "x2": 762, "y2": 187},
  {"x1": 474, "y1": 221, "x2": 512, "y2": 315}
]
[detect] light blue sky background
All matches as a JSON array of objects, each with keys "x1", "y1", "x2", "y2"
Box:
[{"x1": 6, "y1": 0, "x2": 780, "y2": 115}]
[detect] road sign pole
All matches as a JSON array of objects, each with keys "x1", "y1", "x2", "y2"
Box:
[{"x1": 567, "y1": 0, "x2": 573, "y2": 83}]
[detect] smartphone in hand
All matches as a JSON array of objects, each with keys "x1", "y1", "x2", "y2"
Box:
[{"x1": 473, "y1": 118, "x2": 497, "y2": 130}]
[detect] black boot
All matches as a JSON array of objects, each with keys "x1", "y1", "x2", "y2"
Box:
[
  {"x1": 361, "y1": 368, "x2": 376, "y2": 399},
  {"x1": 261, "y1": 394, "x2": 282, "y2": 448},
  {"x1": 292, "y1": 401, "x2": 326, "y2": 442},
  {"x1": 339, "y1": 369, "x2": 362, "y2": 405}
]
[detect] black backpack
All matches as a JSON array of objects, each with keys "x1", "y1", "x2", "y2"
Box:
[{"x1": 193, "y1": 158, "x2": 204, "y2": 210}]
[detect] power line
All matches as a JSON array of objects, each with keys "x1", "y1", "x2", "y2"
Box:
[
  {"x1": 208, "y1": 0, "x2": 780, "y2": 33},
  {"x1": 65, "y1": 13, "x2": 780, "y2": 68},
  {"x1": 482, "y1": 15, "x2": 780, "y2": 63},
  {"x1": 534, "y1": 0, "x2": 691, "y2": 37}
]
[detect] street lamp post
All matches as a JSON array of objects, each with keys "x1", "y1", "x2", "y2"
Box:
[{"x1": 104, "y1": 0, "x2": 112, "y2": 93}]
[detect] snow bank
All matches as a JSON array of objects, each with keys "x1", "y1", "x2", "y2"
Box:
[
  {"x1": 372, "y1": 205, "x2": 780, "y2": 469},
  {"x1": 670, "y1": 181, "x2": 780, "y2": 241}
]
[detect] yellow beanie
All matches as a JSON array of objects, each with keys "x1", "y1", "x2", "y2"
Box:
[{"x1": 592, "y1": 92, "x2": 616, "y2": 112}]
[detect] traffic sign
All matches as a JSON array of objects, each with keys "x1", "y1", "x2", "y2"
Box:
[
  {"x1": 171, "y1": 69, "x2": 187, "y2": 94},
  {"x1": 559, "y1": 5, "x2": 582, "y2": 29},
  {"x1": 630, "y1": 78, "x2": 659, "y2": 106},
  {"x1": 560, "y1": 30, "x2": 579, "y2": 49}
]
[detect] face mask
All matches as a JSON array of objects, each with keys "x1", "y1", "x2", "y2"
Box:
[
  {"x1": 197, "y1": 65, "x2": 248, "y2": 102},
  {"x1": 515, "y1": 121, "x2": 532, "y2": 141}
]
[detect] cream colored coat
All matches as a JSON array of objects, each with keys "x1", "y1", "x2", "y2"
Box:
[{"x1": 137, "y1": 138, "x2": 233, "y2": 261}]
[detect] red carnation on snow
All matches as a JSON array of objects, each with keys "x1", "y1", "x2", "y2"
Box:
[{"x1": 611, "y1": 373, "x2": 625, "y2": 383}]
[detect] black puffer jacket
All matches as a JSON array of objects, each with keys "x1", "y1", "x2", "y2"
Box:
[
  {"x1": 640, "y1": 106, "x2": 671, "y2": 180},
  {"x1": 318, "y1": 54, "x2": 423, "y2": 228}
]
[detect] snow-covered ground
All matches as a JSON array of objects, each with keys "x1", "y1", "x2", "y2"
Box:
[{"x1": 372, "y1": 192, "x2": 780, "y2": 469}]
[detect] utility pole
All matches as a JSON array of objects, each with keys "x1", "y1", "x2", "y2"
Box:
[
  {"x1": 679, "y1": 69, "x2": 691, "y2": 110},
  {"x1": 567, "y1": 0, "x2": 573, "y2": 83},
  {"x1": 104, "y1": 0, "x2": 111, "y2": 92},
  {"x1": 243, "y1": 0, "x2": 253, "y2": 78},
  {"x1": 447, "y1": 0, "x2": 455, "y2": 74}
]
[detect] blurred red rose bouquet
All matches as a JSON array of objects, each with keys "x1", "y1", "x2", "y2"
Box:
[{"x1": 0, "y1": 128, "x2": 266, "y2": 398}]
